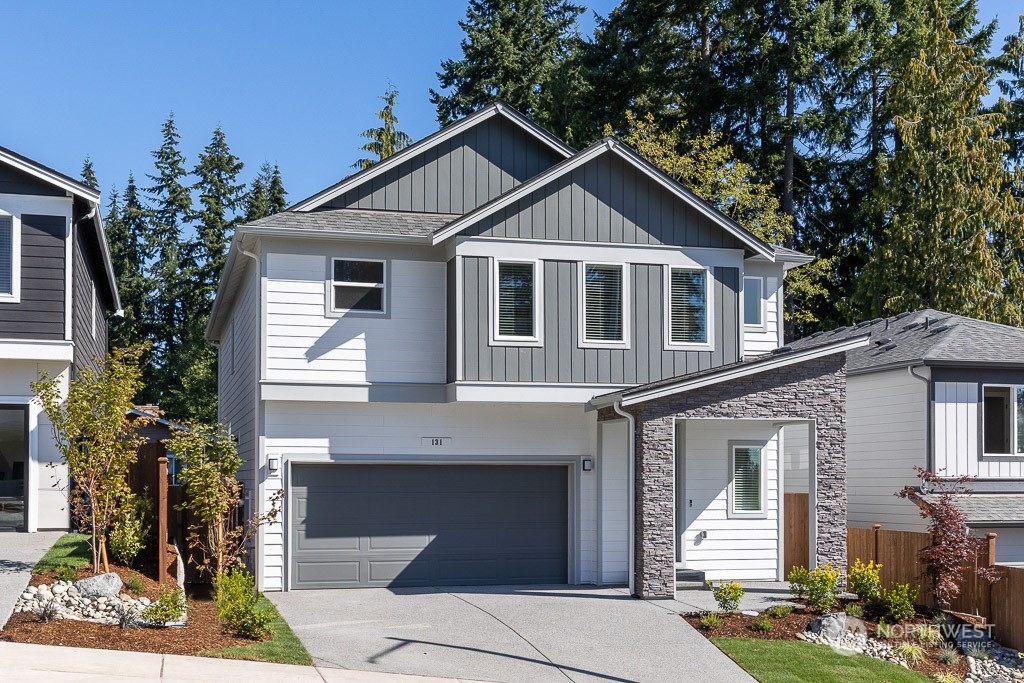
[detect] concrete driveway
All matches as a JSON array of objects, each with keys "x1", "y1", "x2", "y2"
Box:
[
  {"x1": 269, "y1": 585, "x2": 755, "y2": 683},
  {"x1": 0, "y1": 531, "x2": 64, "y2": 628}
]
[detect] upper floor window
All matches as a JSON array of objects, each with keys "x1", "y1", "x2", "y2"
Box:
[
  {"x1": 743, "y1": 276, "x2": 764, "y2": 327},
  {"x1": 493, "y1": 259, "x2": 541, "y2": 345},
  {"x1": 982, "y1": 385, "x2": 1024, "y2": 455},
  {"x1": 729, "y1": 444, "x2": 766, "y2": 518},
  {"x1": 331, "y1": 258, "x2": 385, "y2": 314},
  {"x1": 666, "y1": 266, "x2": 710, "y2": 347},
  {"x1": 0, "y1": 212, "x2": 19, "y2": 301},
  {"x1": 582, "y1": 263, "x2": 628, "y2": 347}
]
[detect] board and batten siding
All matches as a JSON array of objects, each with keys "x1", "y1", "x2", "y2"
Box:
[
  {"x1": 0, "y1": 214, "x2": 66, "y2": 340},
  {"x1": 322, "y1": 115, "x2": 563, "y2": 214},
  {"x1": 460, "y1": 257, "x2": 739, "y2": 384},
  {"x1": 264, "y1": 251, "x2": 446, "y2": 385},
  {"x1": 218, "y1": 260, "x2": 260, "y2": 483},
  {"x1": 847, "y1": 369, "x2": 929, "y2": 531},
  {"x1": 933, "y1": 375, "x2": 1024, "y2": 479},
  {"x1": 462, "y1": 152, "x2": 750, "y2": 251},
  {"x1": 681, "y1": 420, "x2": 781, "y2": 581},
  {"x1": 261, "y1": 401, "x2": 597, "y2": 591},
  {"x1": 72, "y1": 222, "x2": 107, "y2": 375}
]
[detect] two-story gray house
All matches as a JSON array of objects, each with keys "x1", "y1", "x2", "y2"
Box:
[
  {"x1": 0, "y1": 145, "x2": 120, "y2": 532},
  {"x1": 207, "y1": 104, "x2": 865, "y2": 598}
]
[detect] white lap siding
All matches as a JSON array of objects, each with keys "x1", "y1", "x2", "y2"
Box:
[
  {"x1": 682, "y1": 420, "x2": 781, "y2": 581},
  {"x1": 741, "y1": 262, "x2": 783, "y2": 357},
  {"x1": 598, "y1": 420, "x2": 629, "y2": 585},
  {"x1": 261, "y1": 401, "x2": 597, "y2": 591},
  {"x1": 218, "y1": 261, "x2": 259, "y2": 494}
]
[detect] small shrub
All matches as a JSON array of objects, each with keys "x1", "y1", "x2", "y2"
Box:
[
  {"x1": 109, "y1": 490, "x2": 153, "y2": 566},
  {"x1": 806, "y1": 563, "x2": 841, "y2": 612},
  {"x1": 706, "y1": 580, "x2": 744, "y2": 612},
  {"x1": 895, "y1": 641, "x2": 926, "y2": 665},
  {"x1": 55, "y1": 563, "x2": 78, "y2": 583},
  {"x1": 966, "y1": 644, "x2": 990, "y2": 660},
  {"x1": 844, "y1": 602, "x2": 864, "y2": 618},
  {"x1": 764, "y1": 605, "x2": 793, "y2": 619},
  {"x1": 114, "y1": 602, "x2": 141, "y2": 629},
  {"x1": 884, "y1": 582, "x2": 919, "y2": 623},
  {"x1": 751, "y1": 614, "x2": 773, "y2": 632},
  {"x1": 932, "y1": 611, "x2": 954, "y2": 626},
  {"x1": 33, "y1": 597, "x2": 60, "y2": 622},
  {"x1": 140, "y1": 585, "x2": 186, "y2": 626},
  {"x1": 123, "y1": 573, "x2": 145, "y2": 596},
  {"x1": 848, "y1": 559, "x2": 884, "y2": 603},
  {"x1": 932, "y1": 673, "x2": 959, "y2": 683},
  {"x1": 698, "y1": 612, "x2": 723, "y2": 631},
  {"x1": 876, "y1": 619, "x2": 895, "y2": 639},
  {"x1": 213, "y1": 569, "x2": 274, "y2": 640},
  {"x1": 915, "y1": 624, "x2": 945, "y2": 646},
  {"x1": 937, "y1": 644, "x2": 959, "y2": 665},
  {"x1": 788, "y1": 566, "x2": 809, "y2": 599}
]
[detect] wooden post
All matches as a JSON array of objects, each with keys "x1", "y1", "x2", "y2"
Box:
[
  {"x1": 873, "y1": 524, "x2": 882, "y2": 565},
  {"x1": 157, "y1": 455, "x2": 169, "y2": 585},
  {"x1": 986, "y1": 533, "x2": 997, "y2": 566}
]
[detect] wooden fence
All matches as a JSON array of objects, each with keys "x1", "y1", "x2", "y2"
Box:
[{"x1": 783, "y1": 492, "x2": 809, "y2": 575}]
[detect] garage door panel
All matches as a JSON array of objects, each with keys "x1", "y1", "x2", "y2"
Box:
[{"x1": 291, "y1": 464, "x2": 569, "y2": 589}]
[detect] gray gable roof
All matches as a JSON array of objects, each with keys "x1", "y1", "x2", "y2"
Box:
[
  {"x1": 921, "y1": 493, "x2": 1024, "y2": 524},
  {"x1": 789, "y1": 309, "x2": 1024, "y2": 374},
  {"x1": 241, "y1": 208, "x2": 459, "y2": 240}
]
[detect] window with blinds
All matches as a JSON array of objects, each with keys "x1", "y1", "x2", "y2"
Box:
[
  {"x1": 731, "y1": 446, "x2": 763, "y2": 515},
  {"x1": 743, "y1": 276, "x2": 763, "y2": 326},
  {"x1": 584, "y1": 263, "x2": 624, "y2": 343},
  {"x1": 0, "y1": 215, "x2": 12, "y2": 296},
  {"x1": 331, "y1": 258, "x2": 385, "y2": 313},
  {"x1": 669, "y1": 268, "x2": 707, "y2": 344},
  {"x1": 495, "y1": 261, "x2": 536, "y2": 339}
]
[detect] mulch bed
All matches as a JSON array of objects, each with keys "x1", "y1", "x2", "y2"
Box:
[
  {"x1": 0, "y1": 550, "x2": 260, "y2": 657},
  {"x1": 683, "y1": 599, "x2": 970, "y2": 681}
]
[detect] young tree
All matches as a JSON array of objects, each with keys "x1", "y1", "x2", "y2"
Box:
[
  {"x1": 80, "y1": 157, "x2": 99, "y2": 190},
  {"x1": 857, "y1": 2, "x2": 1024, "y2": 324},
  {"x1": 354, "y1": 87, "x2": 414, "y2": 170},
  {"x1": 897, "y1": 467, "x2": 1001, "y2": 607},
  {"x1": 430, "y1": 0, "x2": 583, "y2": 125},
  {"x1": 106, "y1": 175, "x2": 152, "y2": 350},
  {"x1": 31, "y1": 345, "x2": 149, "y2": 573}
]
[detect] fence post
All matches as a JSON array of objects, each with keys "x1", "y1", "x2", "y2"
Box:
[
  {"x1": 986, "y1": 533, "x2": 997, "y2": 567},
  {"x1": 873, "y1": 524, "x2": 882, "y2": 564},
  {"x1": 157, "y1": 455, "x2": 169, "y2": 585}
]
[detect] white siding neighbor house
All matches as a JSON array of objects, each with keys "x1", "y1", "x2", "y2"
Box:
[{"x1": 207, "y1": 103, "x2": 861, "y2": 598}]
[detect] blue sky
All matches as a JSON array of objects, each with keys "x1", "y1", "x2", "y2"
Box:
[{"x1": 1, "y1": 0, "x2": 1019, "y2": 207}]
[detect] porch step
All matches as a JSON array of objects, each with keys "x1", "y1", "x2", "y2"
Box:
[{"x1": 676, "y1": 568, "x2": 706, "y2": 584}]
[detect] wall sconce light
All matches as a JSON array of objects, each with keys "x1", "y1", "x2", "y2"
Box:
[
  {"x1": 267, "y1": 455, "x2": 280, "y2": 474},
  {"x1": 582, "y1": 458, "x2": 594, "y2": 472}
]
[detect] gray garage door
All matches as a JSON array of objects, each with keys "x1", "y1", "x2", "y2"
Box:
[{"x1": 290, "y1": 464, "x2": 569, "y2": 589}]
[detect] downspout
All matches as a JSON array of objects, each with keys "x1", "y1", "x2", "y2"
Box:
[
  {"x1": 907, "y1": 364, "x2": 931, "y2": 473},
  {"x1": 612, "y1": 400, "x2": 636, "y2": 596}
]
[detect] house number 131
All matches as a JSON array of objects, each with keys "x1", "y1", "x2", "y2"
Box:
[{"x1": 422, "y1": 437, "x2": 452, "y2": 447}]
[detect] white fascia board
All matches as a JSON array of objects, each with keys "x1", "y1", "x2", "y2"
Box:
[
  {"x1": 0, "y1": 339, "x2": 75, "y2": 362},
  {"x1": 289, "y1": 103, "x2": 573, "y2": 212},
  {"x1": 456, "y1": 237, "x2": 743, "y2": 270},
  {"x1": 237, "y1": 226, "x2": 432, "y2": 245},
  {"x1": 618, "y1": 335, "x2": 870, "y2": 407},
  {"x1": 0, "y1": 149, "x2": 100, "y2": 202},
  {"x1": 89, "y1": 206, "x2": 121, "y2": 312},
  {"x1": 448, "y1": 382, "x2": 633, "y2": 404}
]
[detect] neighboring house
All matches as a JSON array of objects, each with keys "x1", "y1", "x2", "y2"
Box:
[
  {"x1": 207, "y1": 103, "x2": 865, "y2": 598},
  {"x1": 0, "y1": 145, "x2": 120, "y2": 532},
  {"x1": 784, "y1": 309, "x2": 1024, "y2": 567}
]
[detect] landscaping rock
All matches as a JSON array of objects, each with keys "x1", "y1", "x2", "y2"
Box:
[{"x1": 75, "y1": 572, "x2": 122, "y2": 599}]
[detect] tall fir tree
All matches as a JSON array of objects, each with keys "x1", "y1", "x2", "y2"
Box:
[
  {"x1": 430, "y1": 0, "x2": 583, "y2": 125},
  {"x1": 354, "y1": 87, "x2": 414, "y2": 170},
  {"x1": 857, "y1": 1, "x2": 1024, "y2": 323},
  {"x1": 993, "y1": 15, "x2": 1024, "y2": 168},
  {"x1": 106, "y1": 175, "x2": 151, "y2": 351},
  {"x1": 267, "y1": 163, "x2": 287, "y2": 215},
  {"x1": 80, "y1": 157, "x2": 99, "y2": 190},
  {"x1": 244, "y1": 162, "x2": 288, "y2": 222}
]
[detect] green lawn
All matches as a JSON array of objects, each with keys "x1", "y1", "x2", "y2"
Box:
[
  {"x1": 201, "y1": 598, "x2": 313, "y2": 666},
  {"x1": 711, "y1": 638, "x2": 930, "y2": 683},
  {"x1": 32, "y1": 532, "x2": 91, "y2": 573}
]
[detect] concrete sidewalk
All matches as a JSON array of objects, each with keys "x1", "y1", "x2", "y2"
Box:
[
  {"x1": 0, "y1": 641, "x2": 489, "y2": 683},
  {"x1": 0, "y1": 530, "x2": 64, "y2": 628}
]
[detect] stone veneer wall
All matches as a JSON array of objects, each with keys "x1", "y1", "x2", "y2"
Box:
[{"x1": 624, "y1": 353, "x2": 848, "y2": 598}]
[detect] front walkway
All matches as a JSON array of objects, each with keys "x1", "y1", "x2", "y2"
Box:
[
  {"x1": 270, "y1": 585, "x2": 755, "y2": 683},
  {"x1": 0, "y1": 530, "x2": 64, "y2": 628},
  {"x1": 675, "y1": 581, "x2": 797, "y2": 613}
]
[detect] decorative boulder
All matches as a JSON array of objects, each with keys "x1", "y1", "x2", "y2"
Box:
[
  {"x1": 75, "y1": 572, "x2": 123, "y2": 599},
  {"x1": 808, "y1": 613, "x2": 854, "y2": 640}
]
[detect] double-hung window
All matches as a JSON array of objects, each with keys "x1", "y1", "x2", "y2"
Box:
[
  {"x1": 330, "y1": 258, "x2": 386, "y2": 314},
  {"x1": 743, "y1": 276, "x2": 764, "y2": 328},
  {"x1": 0, "y1": 211, "x2": 19, "y2": 302},
  {"x1": 729, "y1": 443, "x2": 766, "y2": 518},
  {"x1": 982, "y1": 385, "x2": 1024, "y2": 455},
  {"x1": 666, "y1": 266, "x2": 710, "y2": 347},
  {"x1": 492, "y1": 259, "x2": 541, "y2": 345},
  {"x1": 582, "y1": 263, "x2": 627, "y2": 346}
]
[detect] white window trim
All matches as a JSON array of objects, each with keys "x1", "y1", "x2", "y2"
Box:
[
  {"x1": 579, "y1": 261, "x2": 630, "y2": 349},
  {"x1": 0, "y1": 210, "x2": 22, "y2": 303},
  {"x1": 490, "y1": 258, "x2": 543, "y2": 347},
  {"x1": 727, "y1": 441, "x2": 768, "y2": 519},
  {"x1": 663, "y1": 265, "x2": 713, "y2": 351},
  {"x1": 981, "y1": 383, "x2": 1024, "y2": 458},
  {"x1": 743, "y1": 275, "x2": 767, "y2": 331},
  {"x1": 326, "y1": 257, "x2": 387, "y2": 316}
]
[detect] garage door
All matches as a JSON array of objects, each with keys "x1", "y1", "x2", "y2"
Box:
[{"x1": 290, "y1": 464, "x2": 569, "y2": 589}]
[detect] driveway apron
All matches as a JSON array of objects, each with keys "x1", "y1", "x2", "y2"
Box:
[
  {"x1": 0, "y1": 531, "x2": 63, "y2": 629},
  {"x1": 270, "y1": 585, "x2": 755, "y2": 683}
]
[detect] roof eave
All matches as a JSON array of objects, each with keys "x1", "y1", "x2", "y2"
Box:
[
  {"x1": 90, "y1": 204, "x2": 121, "y2": 312},
  {"x1": 0, "y1": 147, "x2": 100, "y2": 202},
  {"x1": 237, "y1": 225, "x2": 434, "y2": 244}
]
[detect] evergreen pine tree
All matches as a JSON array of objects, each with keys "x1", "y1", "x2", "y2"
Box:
[
  {"x1": 354, "y1": 87, "x2": 414, "y2": 170},
  {"x1": 857, "y1": 2, "x2": 1024, "y2": 323},
  {"x1": 993, "y1": 16, "x2": 1024, "y2": 167},
  {"x1": 80, "y1": 157, "x2": 99, "y2": 190},
  {"x1": 106, "y1": 175, "x2": 151, "y2": 351},
  {"x1": 267, "y1": 164, "x2": 287, "y2": 215},
  {"x1": 244, "y1": 162, "x2": 288, "y2": 221}
]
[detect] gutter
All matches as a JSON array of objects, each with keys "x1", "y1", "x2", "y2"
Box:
[{"x1": 612, "y1": 401, "x2": 636, "y2": 597}]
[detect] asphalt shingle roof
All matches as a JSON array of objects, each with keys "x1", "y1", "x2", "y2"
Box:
[
  {"x1": 244, "y1": 208, "x2": 459, "y2": 238},
  {"x1": 788, "y1": 309, "x2": 1024, "y2": 373},
  {"x1": 921, "y1": 494, "x2": 1024, "y2": 524}
]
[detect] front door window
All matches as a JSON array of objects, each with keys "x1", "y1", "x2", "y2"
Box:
[{"x1": 0, "y1": 405, "x2": 28, "y2": 530}]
